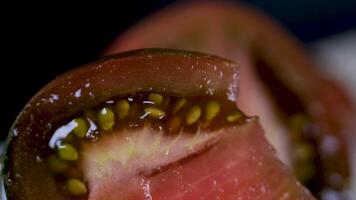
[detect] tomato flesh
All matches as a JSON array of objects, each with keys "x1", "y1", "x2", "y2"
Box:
[{"x1": 86, "y1": 122, "x2": 314, "y2": 200}]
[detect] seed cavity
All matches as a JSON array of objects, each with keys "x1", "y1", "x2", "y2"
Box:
[
  {"x1": 205, "y1": 101, "x2": 221, "y2": 121},
  {"x1": 47, "y1": 92, "x2": 247, "y2": 196},
  {"x1": 173, "y1": 98, "x2": 186, "y2": 114},
  {"x1": 116, "y1": 99, "x2": 130, "y2": 119},
  {"x1": 66, "y1": 179, "x2": 87, "y2": 196},
  {"x1": 98, "y1": 107, "x2": 115, "y2": 131},
  {"x1": 72, "y1": 118, "x2": 88, "y2": 138},
  {"x1": 186, "y1": 106, "x2": 202, "y2": 125},
  {"x1": 148, "y1": 93, "x2": 163, "y2": 104},
  {"x1": 226, "y1": 111, "x2": 243, "y2": 122},
  {"x1": 144, "y1": 107, "x2": 166, "y2": 119},
  {"x1": 58, "y1": 143, "x2": 79, "y2": 161}
]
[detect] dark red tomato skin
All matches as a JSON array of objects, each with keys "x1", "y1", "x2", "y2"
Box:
[{"x1": 3, "y1": 49, "x2": 239, "y2": 200}]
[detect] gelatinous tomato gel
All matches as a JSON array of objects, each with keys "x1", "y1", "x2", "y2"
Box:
[{"x1": 2, "y1": 49, "x2": 314, "y2": 200}]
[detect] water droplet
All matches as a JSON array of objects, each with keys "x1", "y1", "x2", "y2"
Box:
[
  {"x1": 48, "y1": 94, "x2": 59, "y2": 103},
  {"x1": 74, "y1": 89, "x2": 82, "y2": 98},
  {"x1": 13, "y1": 129, "x2": 18, "y2": 137},
  {"x1": 36, "y1": 156, "x2": 42, "y2": 162},
  {"x1": 48, "y1": 120, "x2": 77, "y2": 149},
  {"x1": 106, "y1": 100, "x2": 114, "y2": 104}
]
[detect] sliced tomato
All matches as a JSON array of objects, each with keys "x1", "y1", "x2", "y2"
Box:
[
  {"x1": 2, "y1": 49, "x2": 314, "y2": 200},
  {"x1": 3, "y1": 49, "x2": 238, "y2": 199},
  {"x1": 105, "y1": 2, "x2": 355, "y2": 198}
]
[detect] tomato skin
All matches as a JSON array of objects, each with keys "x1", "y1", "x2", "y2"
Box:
[{"x1": 3, "y1": 49, "x2": 239, "y2": 200}]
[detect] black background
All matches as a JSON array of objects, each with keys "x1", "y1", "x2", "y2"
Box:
[{"x1": 1, "y1": 0, "x2": 356, "y2": 139}]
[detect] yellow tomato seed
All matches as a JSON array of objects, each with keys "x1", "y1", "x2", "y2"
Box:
[
  {"x1": 144, "y1": 107, "x2": 166, "y2": 119},
  {"x1": 148, "y1": 93, "x2": 163, "y2": 104},
  {"x1": 168, "y1": 116, "x2": 182, "y2": 132},
  {"x1": 116, "y1": 99, "x2": 130, "y2": 119},
  {"x1": 47, "y1": 154, "x2": 69, "y2": 173},
  {"x1": 173, "y1": 98, "x2": 186, "y2": 114},
  {"x1": 186, "y1": 106, "x2": 201, "y2": 125},
  {"x1": 226, "y1": 111, "x2": 243, "y2": 122},
  {"x1": 66, "y1": 179, "x2": 87, "y2": 195},
  {"x1": 205, "y1": 101, "x2": 221, "y2": 121},
  {"x1": 72, "y1": 118, "x2": 88, "y2": 138},
  {"x1": 98, "y1": 107, "x2": 115, "y2": 131},
  {"x1": 58, "y1": 143, "x2": 78, "y2": 161}
]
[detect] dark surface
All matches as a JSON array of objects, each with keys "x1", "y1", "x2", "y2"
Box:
[{"x1": 1, "y1": 0, "x2": 356, "y2": 139}]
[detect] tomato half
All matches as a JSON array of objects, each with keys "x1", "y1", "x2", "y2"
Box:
[{"x1": 2, "y1": 49, "x2": 314, "y2": 200}]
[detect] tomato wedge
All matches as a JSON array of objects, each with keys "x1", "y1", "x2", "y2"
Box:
[
  {"x1": 1, "y1": 49, "x2": 314, "y2": 200},
  {"x1": 3, "y1": 49, "x2": 237, "y2": 199}
]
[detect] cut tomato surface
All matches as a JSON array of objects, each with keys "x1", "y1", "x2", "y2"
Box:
[{"x1": 85, "y1": 122, "x2": 314, "y2": 200}]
